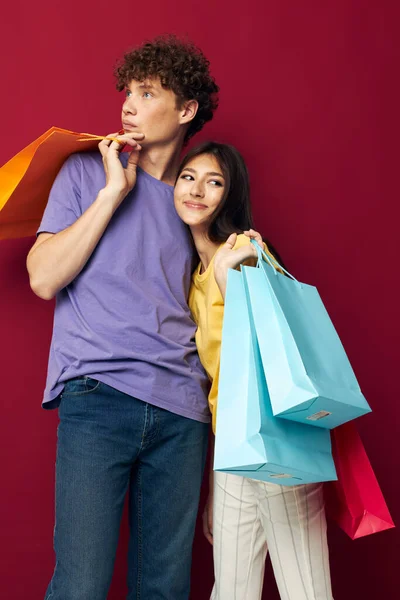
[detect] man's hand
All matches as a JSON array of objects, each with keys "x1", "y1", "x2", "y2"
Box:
[
  {"x1": 213, "y1": 229, "x2": 263, "y2": 298},
  {"x1": 98, "y1": 131, "x2": 145, "y2": 202},
  {"x1": 202, "y1": 493, "x2": 213, "y2": 545}
]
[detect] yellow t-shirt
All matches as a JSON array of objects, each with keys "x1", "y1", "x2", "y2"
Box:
[{"x1": 188, "y1": 234, "x2": 278, "y2": 433}]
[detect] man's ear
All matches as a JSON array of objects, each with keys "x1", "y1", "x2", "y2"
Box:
[{"x1": 180, "y1": 99, "x2": 199, "y2": 125}]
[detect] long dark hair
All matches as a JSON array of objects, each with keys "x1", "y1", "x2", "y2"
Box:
[
  {"x1": 176, "y1": 141, "x2": 253, "y2": 242},
  {"x1": 176, "y1": 141, "x2": 285, "y2": 267}
]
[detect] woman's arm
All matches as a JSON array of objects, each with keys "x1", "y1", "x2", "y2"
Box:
[{"x1": 203, "y1": 230, "x2": 263, "y2": 543}]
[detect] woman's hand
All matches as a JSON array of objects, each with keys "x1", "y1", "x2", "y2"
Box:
[
  {"x1": 243, "y1": 228, "x2": 263, "y2": 248},
  {"x1": 214, "y1": 230, "x2": 263, "y2": 298},
  {"x1": 98, "y1": 131, "x2": 145, "y2": 205}
]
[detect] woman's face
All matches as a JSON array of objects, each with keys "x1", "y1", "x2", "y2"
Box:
[{"x1": 174, "y1": 154, "x2": 226, "y2": 232}]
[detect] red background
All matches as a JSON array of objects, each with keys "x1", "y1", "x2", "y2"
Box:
[{"x1": 1, "y1": 1, "x2": 399, "y2": 598}]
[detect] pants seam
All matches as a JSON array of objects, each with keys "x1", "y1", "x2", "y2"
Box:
[
  {"x1": 282, "y1": 487, "x2": 309, "y2": 599},
  {"x1": 247, "y1": 502, "x2": 264, "y2": 599},
  {"x1": 265, "y1": 486, "x2": 290, "y2": 600},
  {"x1": 139, "y1": 404, "x2": 149, "y2": 452},
  {"x1": 136, "y1": 462, "x2": 143, "y2": 599},
  {"x1": 233, "y1": 477, "x2": 245, "y2": 600}
]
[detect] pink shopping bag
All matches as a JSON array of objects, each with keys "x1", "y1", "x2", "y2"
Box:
[{"x1": 324, "y1": 422, "x2": 395, "y2": 539}]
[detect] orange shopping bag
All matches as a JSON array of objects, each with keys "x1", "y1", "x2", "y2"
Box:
[{"x1": 0, "y1": 127, "x2": 120, "y2": 241}]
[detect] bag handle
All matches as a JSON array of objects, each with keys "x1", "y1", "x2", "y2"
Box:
[
  {"x1": 76, "y1": 133, "x2": 123, "y2": 143},
  {"x1": 250, "y1": 239, "x2": 300, "y2": 285}
]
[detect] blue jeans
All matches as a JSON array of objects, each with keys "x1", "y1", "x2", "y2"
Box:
[{"x1": 45, "y1": 378, "x2": 209, "y2": 600}]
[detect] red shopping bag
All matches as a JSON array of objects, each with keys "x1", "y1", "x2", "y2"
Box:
[
  {"x1": 324, "y1": 422, "x2": 395, "y2": 539},
  {"x1": 0, "y1": 127, "x2": 120, "y2": 240}
]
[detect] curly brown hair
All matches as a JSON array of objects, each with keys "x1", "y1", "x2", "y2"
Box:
[{"x1": 114, "y1": 35, "x2": 219, "y2": 144}]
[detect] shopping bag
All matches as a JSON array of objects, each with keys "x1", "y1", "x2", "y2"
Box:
[
  {"x1": 0, "y1": 127, "x2": 118, "y2": 240},
  {"x1": 214, "y1": 268, "x2": 337, "y2": 486},
  {"x1": 324, "y1": 422, "x2": 395, "y2": 539},
  {"x1": 241, "y1": 240, "x2": 371, "y2": 429}
]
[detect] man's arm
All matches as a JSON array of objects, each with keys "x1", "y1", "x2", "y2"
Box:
[
  {"x1": 27, "y1": 190, "x2": 121, "y2": 299},
  {"x1": 27, "y1": 132, "x2": 143, "y2": 300}
]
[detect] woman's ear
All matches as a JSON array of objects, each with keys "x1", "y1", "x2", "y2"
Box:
[{"x1": 180, "y1": 99, "x2": 199, "y2": 125}]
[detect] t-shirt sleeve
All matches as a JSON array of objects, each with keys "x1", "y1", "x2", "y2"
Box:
[{"x1": 37, "y1": 154, "x2": 83, "y2": 235}]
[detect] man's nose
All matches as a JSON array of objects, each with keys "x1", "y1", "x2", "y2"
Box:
[{"x1": 122, "y1": 97, "x2": 137, "y2": 116}]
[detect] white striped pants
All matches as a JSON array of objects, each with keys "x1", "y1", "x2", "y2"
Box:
[{"x1": 211, "y1": 472, "x2": 333, "y2": 600}]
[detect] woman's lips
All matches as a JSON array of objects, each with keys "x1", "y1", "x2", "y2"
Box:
[{"x1": 183, "y1": 201, "x2": 207, "y2": 210}]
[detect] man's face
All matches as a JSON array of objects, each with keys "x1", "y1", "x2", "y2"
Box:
[{"x1": 121, "y1": 78, "x2": 184, "y2": 146}]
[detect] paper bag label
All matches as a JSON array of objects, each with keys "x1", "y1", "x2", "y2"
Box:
[{"x1": 306, "y1": 410, "x2": 332, "y2": 421}]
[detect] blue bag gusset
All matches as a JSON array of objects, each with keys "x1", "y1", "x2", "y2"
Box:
[
  {"x1": 243, "y1": 240, "x2": 371, "y2": 428},
  {"x1": 214, "y1": 268, "x2": 337, "y2": 486}
]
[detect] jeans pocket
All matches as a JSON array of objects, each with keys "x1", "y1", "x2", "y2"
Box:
[{"x1": 62, "y1": 376, "x2": 101, "y2": 396}]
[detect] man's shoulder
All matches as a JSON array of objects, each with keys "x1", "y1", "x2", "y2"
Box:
[
  {"x1": 60, "y1": 151, "x2": 102, "y2": 177},
  {"x1": 74, "y1": 150, "x2": 103, "y2": 169}
]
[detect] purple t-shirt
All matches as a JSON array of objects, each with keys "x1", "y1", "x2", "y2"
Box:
[{"x1": 38, "y1": 151, "x2": 210, "y2": 423}]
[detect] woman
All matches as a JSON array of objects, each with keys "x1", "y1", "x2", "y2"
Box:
[{"x1": 174, "y1": 142, "x2": 333, "y2": 600}]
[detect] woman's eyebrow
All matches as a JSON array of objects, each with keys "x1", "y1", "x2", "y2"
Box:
[
  {"x1": 206, "y1": 172, "x2": 224, "y2": 178},
  {"x1": 181, "y1": 167, "x2": 224, "y2": 178}
]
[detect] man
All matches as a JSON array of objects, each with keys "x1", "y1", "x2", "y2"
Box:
[{"x1": 27, "y1": 35, "x2": 219, "y2": 600}]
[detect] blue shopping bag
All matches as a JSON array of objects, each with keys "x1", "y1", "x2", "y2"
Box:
[
  {"x1": 241, "y1": 241, "x2": 371, "y2": 429},
  {"x1": 214, "y1": 268, "x2": 337, "y2": 486}
]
